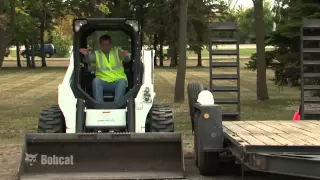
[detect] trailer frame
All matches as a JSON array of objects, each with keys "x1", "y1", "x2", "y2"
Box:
[{"x1": 193, "y1": 103, "x2": 320, "y2": 179}]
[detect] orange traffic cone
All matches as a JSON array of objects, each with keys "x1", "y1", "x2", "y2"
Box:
[{"x1": 292, "y1": 110, "x2": 300, "y2": 121}]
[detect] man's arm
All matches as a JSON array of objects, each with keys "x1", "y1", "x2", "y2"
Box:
[
  {"x1": 83, "y1": 54, "x2": 96, "y2": 64},
  {"x1": 79, "y1": 48, "x2": 95, "y2": 64},
  {"x1": 118, "y1": 49, "x2": 131, "y2": 63}
]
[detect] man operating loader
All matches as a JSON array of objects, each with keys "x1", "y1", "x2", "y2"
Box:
[{"x1": 79, "y1": 34, "x2": 131, "y2": 102}]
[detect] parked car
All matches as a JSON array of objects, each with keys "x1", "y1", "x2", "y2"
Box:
[
  {"x1": 4, "y1": 48, "x2": 10, "y2": 57},
  {"x1": 21, "y1": 44, "x2": 56, "y2": 58}
]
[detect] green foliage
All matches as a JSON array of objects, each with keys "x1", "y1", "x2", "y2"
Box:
[
  {"x1": 237, "y1": 1, "x2": 274, "y2": 43},
  {"x1": 52, "y1": 31, "x2": 72, "y2": 57},
  {"x1": 95, "y1": 3, "x2": 110, "y2": 15},
  {"x1": 246, "y1": 1, "x2": 320, "y2": 87}
]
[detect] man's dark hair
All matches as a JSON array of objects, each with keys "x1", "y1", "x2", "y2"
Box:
[{"x1": 99, "y1": 34, "x2": 112, "y2": 43}]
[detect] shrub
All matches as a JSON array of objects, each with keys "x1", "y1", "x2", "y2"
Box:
[{"x1": 52, "y1": 31, "x2": 72, "y2": 58}]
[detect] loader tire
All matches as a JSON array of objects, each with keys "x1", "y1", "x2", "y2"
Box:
[
  {"x1": 149, "y1": 104, "x2": 174, "y2": 132},
  {"x1": 38, "y1": 105, "x2": 66, "y2": 133},
  {"x1": 187, "y1": 81, "x2": 203, "y2": 132}
]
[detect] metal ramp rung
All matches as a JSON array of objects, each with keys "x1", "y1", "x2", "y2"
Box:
[
  {"x1": 304, "y1": 60, "x2": 320, "y2": 65},
  {"x1": 210, "y1": 22, "x2": 240, "y2": 121},
  {"x1": 212, "y1": 38, "x2": 237, "y2": 44},
  {"x1": 212, "y1": 50, "x2": 238, "y2": 56},
  {"x1": 215, "y1": 98, "x2": 239, "y2": 104},
  {"x1": 212, "y1": 86, "x2": 238, "y2": 92},
  {"x1": 212, "y1": 62, "x2": 238, "y2": 67},
  {"x1": 301, "y1": 20, "x2": 320, "y2": 120}
]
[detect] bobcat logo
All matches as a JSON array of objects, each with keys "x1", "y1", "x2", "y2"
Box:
[{"x1": 25, "y1": 153, "x2": 38, "y2": 166}]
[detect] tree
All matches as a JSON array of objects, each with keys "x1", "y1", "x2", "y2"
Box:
[
  {"x1": 174, "y1": 0, "x2": 188, "y2": 102},
  {"x1": 246, "y1": 1, "x2": 320, "y2": 90},
  {"x1": 0, "y1": 0, "x2": 15, "y2": 68},
  {"x1": 237, "y1": 1, "x2": 274, "y2": 43},
  {"x1": 253, "y1": 0, "x2": 269, "y2": 100}
]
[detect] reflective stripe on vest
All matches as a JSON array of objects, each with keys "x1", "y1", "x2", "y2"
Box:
[{"x1": 96, "y1": 48, "x2": 122, "y2": 72}]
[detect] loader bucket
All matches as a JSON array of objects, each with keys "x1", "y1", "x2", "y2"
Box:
[{"x1": 18, "y1": 132, "x2": 185, "y2": 180}]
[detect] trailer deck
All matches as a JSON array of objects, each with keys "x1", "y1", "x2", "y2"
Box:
[
  {"x1": 222, "y1": 120, "x2": 320, "y2": 179},
  {"x1": 223, "y1": 120, "x2": 320, "y2": 147}
]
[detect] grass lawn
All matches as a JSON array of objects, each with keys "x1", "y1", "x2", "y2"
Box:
[
  {"x1": 7, "y1": 48, "x2": 274, "y2": 59},
  {"x1": 0, "y1": 59, "x2": 299, "y2": 144},
  {"x1": 0, "y1": 59, "x2": 299, "y2": 179}
]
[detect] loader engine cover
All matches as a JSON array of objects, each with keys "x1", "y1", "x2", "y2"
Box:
[{"x1": 19, "y1": 133, "x2": 185, "y2": 180}]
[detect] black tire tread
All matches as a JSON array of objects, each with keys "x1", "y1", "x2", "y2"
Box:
[
  {"x1": 149, "y1": 104, "x2": 174, "y2": 132},
  {"x1": 187, "y1": 81, "x2": 204, "y2": 131},
  {"x1": 38, "y1": 105, "x2": 65, "y2": 133},
  {"x1": 198, "y1": 151, "x2": 219, "y2": 176}
]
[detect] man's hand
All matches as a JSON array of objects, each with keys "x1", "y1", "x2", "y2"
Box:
[
  {"x1": 121, "y1": 50, "x2": 129, "y2": 57},
  {"x1": 79, "y1": 48, "x2": 89, "y2": 55}
]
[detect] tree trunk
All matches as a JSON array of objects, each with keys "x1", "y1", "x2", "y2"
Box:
[
  {"x1": 174, "y1": 0, "x2": 188, "y2": 102},
  {"x1": 253, "y1": 0, "x2": 269, "y2": 100},
  {"x1": 197, "y1": 49, "x2": 202, "y2": 67},
  {"x1": 25, "y1": 42, "x2": 31, "y2": 67},
  {"x1": 40, "y1": 7, "x2": 47, "y2": 67},
  {"x1": 16, "y1": 42, "x2": 21, "y2": 67},
  {"x1": 170, "y1": 44, "x2": 178, "y2": 67},
  {"x1": 159, "y1": 32, "x2": 164, "y2": 66},
  {"x1": 0, "y1": 27, "x2": 5, "y2": 68},
  {"x1": 153, "y1": 34, "x2": 158, "y2": 66},
  {"x1": 30, "y1": 41, "x2": 36, "y2": 68}
]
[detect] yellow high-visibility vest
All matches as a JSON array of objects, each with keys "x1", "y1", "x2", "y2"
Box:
[{"x1": 94, "y1": 47, "x2": 127, "y2": 82}]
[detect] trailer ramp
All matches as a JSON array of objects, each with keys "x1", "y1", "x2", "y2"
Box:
[{"x1": 223, "y1": 120, "x2": 320, "y2": 179}]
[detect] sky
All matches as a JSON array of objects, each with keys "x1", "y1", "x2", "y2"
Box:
[
  {"x1": 229, "y1": 0, "x2": 275, "y2": 9},
  {"x1": 234, "y1": 0, "x2": 253, "y2": 8}
]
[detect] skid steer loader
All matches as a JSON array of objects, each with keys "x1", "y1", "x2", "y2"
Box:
[{"x1": 18, "y1": 18, "x2": 185, "y2": 180}]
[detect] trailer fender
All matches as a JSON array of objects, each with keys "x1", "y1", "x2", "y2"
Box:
[{"x1": 194, "y1": 103, "x2": 223, "y2": 152}]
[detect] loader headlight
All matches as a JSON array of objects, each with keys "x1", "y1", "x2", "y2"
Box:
[
  {"x1": 125, "y1": 20, "x2": 140, "y2": 32},
  {"x1": 143, "y1": 87, "x2": 151, "y2": 102},
  {"x1": 74, "y1": 19, "x2": 87, "y2": 32}
]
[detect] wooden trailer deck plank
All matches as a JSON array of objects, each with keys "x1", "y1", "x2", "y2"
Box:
[
  {"x1": 222, "y1": 120, "x2": 320, "y2": 146},
  {"x1": 222, "y1": 127, "x2": 250, "y2": 145},
  {"x1": 222, "y1": 122, "x2": 265, "y2": 145},
  {"x1": 259, "y1": 121, "x2": 317, "y2": 145},
  {"x1": 228, "y1": 121, "x2": 281, "y2": 145},
  {"x1": 309, "y1": 121, "x2": 320, "y2": 126},
  {"x1": 246, "y1": 121, "x2": 296, "y2": 145},
  {"x1": 281, "y1": 121, "x2": 320, "y2": 135}
]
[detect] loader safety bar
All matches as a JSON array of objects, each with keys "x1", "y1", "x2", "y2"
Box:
[{"x1": 19, "y1": 132, "x2": 185, "y2": 180}]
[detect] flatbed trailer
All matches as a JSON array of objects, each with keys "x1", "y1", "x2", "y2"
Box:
[{"x1": 192, "y1": 103, "x2": 320, "y2": 179}]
